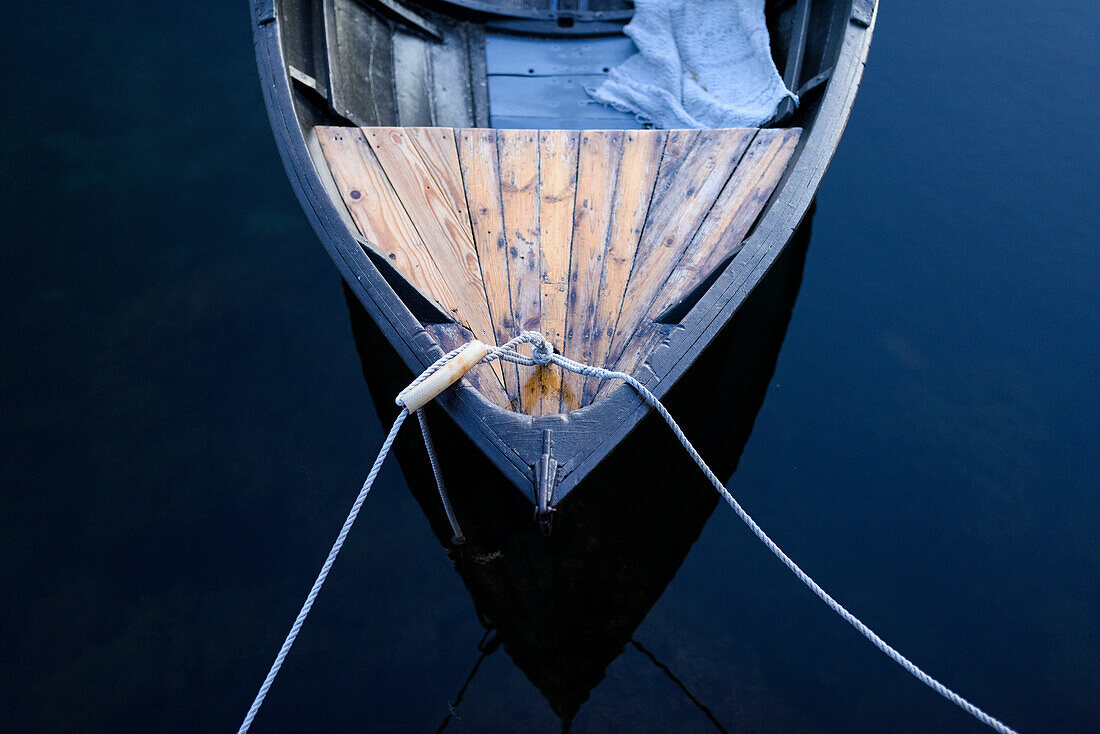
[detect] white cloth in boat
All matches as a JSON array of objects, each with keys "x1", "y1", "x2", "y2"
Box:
[{"x1": 587, "y1": 0, "x2": 796, "y2": 129}]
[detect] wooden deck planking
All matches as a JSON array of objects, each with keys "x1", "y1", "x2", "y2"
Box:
[
  {"x1": 497, "y1": 130, "x2": 543, "y2": 414},
  {"x1": 608, "y1": 128, "x2": 799, "y2": 386},
  {"x1": 363, "y1": 127, "x2": 507, "y2": 392},
  {"x1": 652, "y1": 128, "x2": 802, "y2": 318},
  {"x1": 317, "y1": 125, "x2": 799, "y2": 415},
  {"x1": 560, "y1": 130, "x2": 624, "y2": 412},
  {"x1": 405, "y1": 127, "x2": 472, "y2": 226},
  {"x1": 603, "y1": 128, "x2": 757, "y2": 375},
  {"x1": 581, "y1": 129, "x2": 667, "y2": 405},
  {"x1": 534, "y1": 130, "x2": 579, "y2": 416},
  {"x1": 316, "y1": 126, "x2": 467, "y2": 323},
  {"x1": 456, "y1": 129, "x2": 520, "y2": 405}
]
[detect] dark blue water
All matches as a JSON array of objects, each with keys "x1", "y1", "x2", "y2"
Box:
[{"x1": 2, "y1": 2, "x2": 1096, "y2": 732}]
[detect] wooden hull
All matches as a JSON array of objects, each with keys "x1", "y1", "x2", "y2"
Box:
[{"x1": 250, "y1": 0, "x2": 877, "y2": 503}]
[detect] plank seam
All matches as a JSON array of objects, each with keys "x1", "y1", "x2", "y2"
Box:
[
  {"x1": 611, "y1": 129, "x2": 762, "y2": 373},
  {"x1": 491, "y1": 130, "x2": 523, "y2": 404},
  {"x1": 455, "y1": 129, "x2": 516, "y2": 400},
  {"x1": 557, "y1": 128, "x2": 584, "y2": 414},
  {"x1": 590, "y1": 130, "x2": 670, "y2": 392},
  {"x1": 363, "y1": 127, "x2": 507, "y2": 391},
  {"x1": 598, "y1": 131, "x2": 673, "y2": 376},
  {"x1": 529, "y1": 131, "x2": 545, "y2": 415},
  {"x1": 579, "y1": 132, "x2": 627, "y2": 406}
]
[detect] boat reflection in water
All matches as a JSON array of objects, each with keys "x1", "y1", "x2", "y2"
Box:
[{"x1": 345, "y1": 211, "x2": 815, "y2": 730}]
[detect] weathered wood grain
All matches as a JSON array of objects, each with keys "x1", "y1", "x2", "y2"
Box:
[
  {"x1": 560, "y1": 130, "x2": 624, "y2": 412},
  {"x1": 582, "y1": 129, "x2": 667, "y2": 405},
  {"x1": 319, "y1": 125, "x2": 796, "y2": 415},
  {"x1": 534, "y1": 130, "x2": 579, "y2": 416},
  {"x1": 316, "y1": 126, "x2": 465, "y2": 322},
  {"x1": 497, "y1": 130, "x2": 543, "y2": 414},
  {"x1": 363, "y1": 127, "x2": 503, "y2": 392},
  {"x1": 405, "y1": 127, "x2": 471, "y2": 225},
  {"x1": 653, "y1": 128, "x2": 802, "y2": 318},
  {"x1": 456, "y1": 128, "x2": 519, "y2": 404},
  {"x1": 604, "y1": 128, "x2": 756, "y2": 373},
  {"x1": 610, "y1": 128, "x2": 798, "y2": 383}
]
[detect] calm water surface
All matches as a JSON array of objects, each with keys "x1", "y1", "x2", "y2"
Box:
[{"x1": 2, "y1": 2, "x2": 1097, "y2": 732}]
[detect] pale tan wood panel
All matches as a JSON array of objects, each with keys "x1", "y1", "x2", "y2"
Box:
[
  {"x1": 362, "y1": 127, "x2": 505, "y2": 392},
  {"x1": 316, "y1": 126, "x2": 465, "y2": 322},
  {"x1": 455, "y1": 129, "x2": 519, "y2": 406},
  {"x1": 581, "y1": 129, "x2": 667, "y2": 406},
  {"x1": 604, "y1": 128, "x2": 757, "y2": 373},
  {"x1": 560, "y1": 130, "x2": 625, "y2": 412},
  {"x1": 497, "y1": 130, "x2": 543, "y2": 414},
  {"x1": 652, "y1": 128, "x2": 801, "y2": 318},
  {"x1": 405, "y1": 127, "x2": 472, "y2": 227},
  {"x1": 426, "y1": 323, "x2": 511, "y2": 409},
  {"x1": 534, "y1": 130, "x2": 580, "y2": 416}
]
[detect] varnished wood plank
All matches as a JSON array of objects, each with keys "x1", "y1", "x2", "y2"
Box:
[
  {"x1": 581, "y1": 129, "x2": 667, "y2": 405},
  {"x1": 362, "y1": 127, "x2": 505, "y2": 391},
  {"x1": 534, "y1": 130, "x2": 579, "y2": 416},
  {"x1": 604, "y1": 128, "x2": 757, "y2": 374},
  {"x1": 316, "y1": 126, "x2": 466, "y2": 322},
  {"x1": 497, "y1": 129, "x2": 543, "y2": 414},
  {"x1": 426, "y1": 323, "x2": 511, "y2": 409},
  {"x1": 560, "y1": 130, "x2": 624, "y2": 412},
  {"x1": 455, "y1": 128, "x2": 519, "y2": 406},
  {"x1": 652, "y1": 128, "x2": 802, "y2": 318}
]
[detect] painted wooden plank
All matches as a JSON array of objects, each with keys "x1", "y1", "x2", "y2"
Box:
[
  {"x1": 534, "y1": 129, "x2": 579, "y2": 416},
  {"x1": 426, "y1": 323, "x2": 512, "y2": 409},
  {"x1": 652, "y1": 128, "x2": 802, "y2": 318},
  {"x1": 487, "y1": 76, "x2": 643, "y2": 130},
  {"x1": 604, "y1": 128, "x2": 757, "y2": 373},
  {"x1": 362, "y1": 127, "x2": 504, "y2": 388},
  {"x1": 560, "y1": 130, "x2": 624, "y2": 412},
  {"x1": 455, "y1": 128, "x2": 519, "y2": 406},
  {"x1": 485, "y1": 34, "x2": 635, "y2": 76},
  {"x1": 581, "y1": 129, "x2": 667, "y2": 405},
  {"x1": 316, "y1": 126, "x2": 466, "y2": 322},
  {"x1": 496, "y1": 130, "x2": 543, "y2": 414}
]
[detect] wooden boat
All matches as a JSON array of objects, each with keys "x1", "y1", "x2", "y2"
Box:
[
  {"x1": 250, "y1": 0, "x2": 877, "y2": 507},
  {"x1": 345, "y1": 215, "x2": 815, "y2": 725}
]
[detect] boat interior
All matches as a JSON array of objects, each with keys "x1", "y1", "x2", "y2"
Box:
[{"x1": 274, "y1": 0, "x2": 854, "y2": 415}]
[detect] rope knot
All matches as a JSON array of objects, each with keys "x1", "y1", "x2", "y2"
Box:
[{"x1": 521, "y1": 331, "x2": 554, "y2": 366}]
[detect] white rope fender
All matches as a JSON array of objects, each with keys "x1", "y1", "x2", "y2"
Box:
[{"x1": 237, "y1": 332, "x2": 1018, "y2": 734}]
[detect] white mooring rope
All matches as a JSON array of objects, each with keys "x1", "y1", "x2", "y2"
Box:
[{"x1": 238, "y1": 332, "x2": 1018, "y2": 734}]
